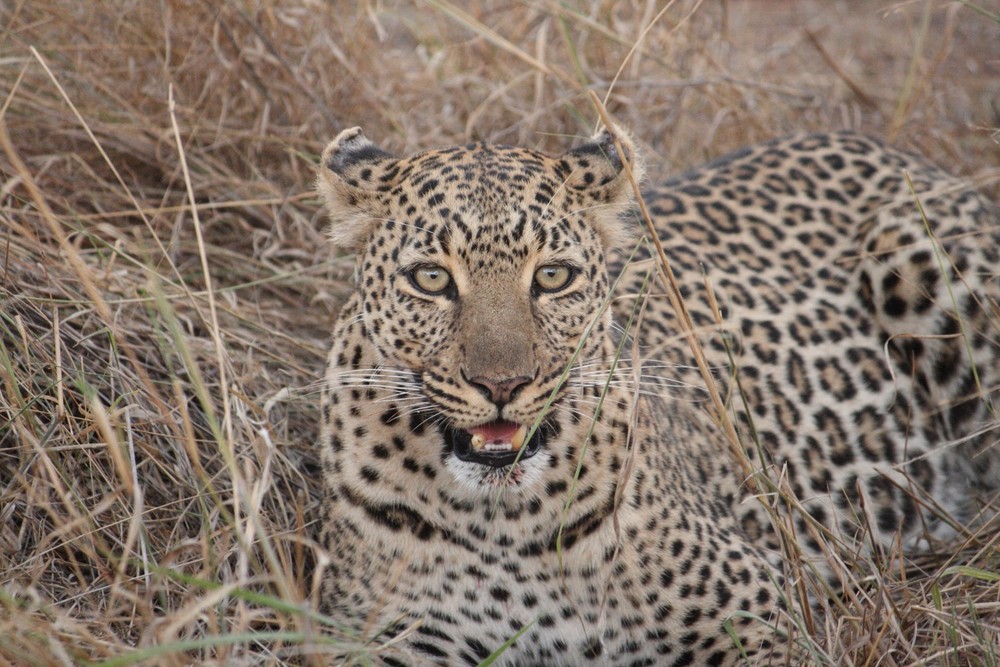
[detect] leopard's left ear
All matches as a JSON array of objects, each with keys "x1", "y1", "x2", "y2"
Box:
[
  {"x1": 559, "y1": 125, "x2": 643, "y2": 250},
  {"x1": 316, "y1": 127, "x2": 400, "y2": 252}
]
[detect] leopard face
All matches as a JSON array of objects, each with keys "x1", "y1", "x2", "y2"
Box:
[{"x1": 318, "y1": 127, "x2": 638, "y2": 492}]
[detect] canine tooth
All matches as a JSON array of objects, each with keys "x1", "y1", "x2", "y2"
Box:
[
  {"x1": 471, "y1": 433, "x2": 486, "y2": 450},
  {"x1": 511, "y1": 425, "x2": 527, "y2": 451}
]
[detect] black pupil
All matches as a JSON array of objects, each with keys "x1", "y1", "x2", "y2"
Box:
[{"x1": 539, "y1": 267, "x2": 564, "y2": 287}]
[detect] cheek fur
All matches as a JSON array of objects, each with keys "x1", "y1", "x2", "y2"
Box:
[{"x1": 360, "y1": 279, "x2": 451, "y2": 366}]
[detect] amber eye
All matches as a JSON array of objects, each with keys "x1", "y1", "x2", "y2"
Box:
[
  {"x1": 533, "y1": 264, "x2": 574, "y2": 293},
  {"x1": 409, "y1": 265, "x2": 452, "y2": 295}
]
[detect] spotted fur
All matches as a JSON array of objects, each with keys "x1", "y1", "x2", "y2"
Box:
[{"x1": 315, "y1": 127, "x2": 999, "y2": 665}]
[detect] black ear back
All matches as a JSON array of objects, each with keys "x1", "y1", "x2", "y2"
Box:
[
  {"x1": 323, "y1": 127, "x2": 394, "y2": 178},
  {"x1": 562, "y1": 125, "x2": 639, "y2": 188},
  {"x1": 558, "y1": 125, "x2": 642, "y2": 250}
]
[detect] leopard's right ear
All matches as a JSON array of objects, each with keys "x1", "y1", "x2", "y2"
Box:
[{"x1": 316, "y1": 128, "x2": 399, "y2": 252}]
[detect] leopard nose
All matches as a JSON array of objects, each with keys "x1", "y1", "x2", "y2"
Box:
[{"x1": 464, "y1": 372, "x2": 534, "y2": 405}]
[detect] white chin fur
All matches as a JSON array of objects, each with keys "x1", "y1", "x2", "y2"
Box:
[{"x1": 445, "y1": 450, "x2": 550, "y2": 494}]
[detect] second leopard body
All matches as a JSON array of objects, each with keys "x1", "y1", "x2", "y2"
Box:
[{"x1": 315, "y1": 127, "x2": 1000, "y2": 665}]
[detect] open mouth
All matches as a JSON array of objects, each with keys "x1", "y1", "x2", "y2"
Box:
[{"x1": 445, "y1": 420, "x2": 545, "y2": 468}]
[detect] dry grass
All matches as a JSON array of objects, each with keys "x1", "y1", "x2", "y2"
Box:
[{"x1": 1, "y1": 1, "x2": 998, "y2": 665}]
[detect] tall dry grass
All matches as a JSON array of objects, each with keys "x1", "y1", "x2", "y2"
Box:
[{"x1": 1, "y1": 1, "x2": 997, "y2": 665}]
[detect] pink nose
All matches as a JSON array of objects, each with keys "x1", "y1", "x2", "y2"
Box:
[{"x1": 465, "y1": 374, "x2": 533, "y2": 405}]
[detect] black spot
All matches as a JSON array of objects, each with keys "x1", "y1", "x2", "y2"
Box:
[
  {"x1": 489, "y1": 586, "x2": 510, "y2": 602},
  {"x1": 411, "y1": 640, "x2": 449, "y2": 659},
  {"x1": 714, "y1": 579, "x2": 733, "y2": 607},
  {"x1": 582, "y1": 636, "x2": 604, "y2": 658},
  {"x1": 464, "y1": 637, "x2": 491, "y2": 661},
  {"x1": 546, "y1": 480, "x2": 568, "y2": 496},
  {"x1": 417, "y1": 179, "x2": 439, "y2": 198},
  {"x1": 380, "y1": 406, "x2": 401, "y2": 425},
  {"x1": 877, "y1": 507, "x2": 899, "y2": 533},
  {"x1": 883, "y1": 295, "x2": 907, "y2": 317},
  {"x1": 671, "y1": 650, "x2": 695, "y2": 666},
  {"x1": 417, "y1": 624, "x2": 452, "y2": 641},
  {"x1": 409, "y1": 412, "x2": 427, "y2": 435}
]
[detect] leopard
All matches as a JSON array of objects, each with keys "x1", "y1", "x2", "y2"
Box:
[{"x1": 314, "y1": 125, "x2": 1000, "y2": 666}]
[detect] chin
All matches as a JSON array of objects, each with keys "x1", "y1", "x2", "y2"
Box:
[{"x1": 444, "y1": 450, "x2": 551, "y2": 494}]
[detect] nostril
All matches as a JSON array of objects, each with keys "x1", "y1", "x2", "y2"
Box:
[{"x1": 464, "y1": 372, "x2": 533, "y2": 405}]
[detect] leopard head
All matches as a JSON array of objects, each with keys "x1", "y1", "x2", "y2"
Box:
[{"x1": 318, "y1": 126, "x2": 641, "y2": 490}]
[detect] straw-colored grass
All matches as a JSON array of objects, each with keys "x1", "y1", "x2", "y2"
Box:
[{"x1": 1, "y1": 1, "x2": 997, "y2": 665}]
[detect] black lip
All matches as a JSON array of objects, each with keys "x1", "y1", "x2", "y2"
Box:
[{"x1": 445, "y1": 422, "x2": 545, "y2": 468}]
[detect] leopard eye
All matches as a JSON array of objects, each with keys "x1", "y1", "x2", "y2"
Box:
[
  {"x1": 409, "y1": 265, "x2": 452, "y2": 295},
  {"x1": 533, "y1": 264, "x2": 574, "y2": 293}
]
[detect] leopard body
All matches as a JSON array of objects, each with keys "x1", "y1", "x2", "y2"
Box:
[{"x1": 315, "y1": 127, "x2": 1000, "y2": 666}]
